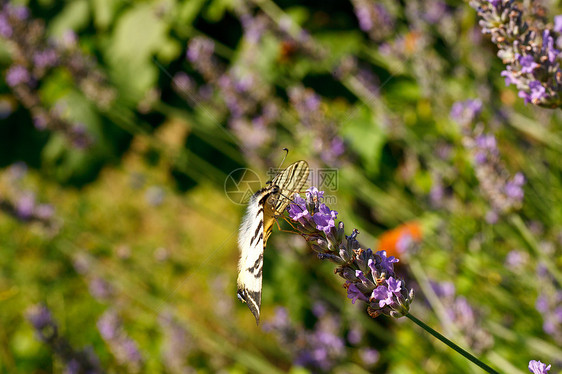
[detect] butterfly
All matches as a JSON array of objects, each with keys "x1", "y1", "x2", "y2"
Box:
[{"x1": 237, "y1": 160, "x2": 309, "y2": 324}]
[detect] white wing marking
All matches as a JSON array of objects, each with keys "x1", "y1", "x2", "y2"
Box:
[{"x1": 237, "y1": 160, "x2": 309, "y2": 324}]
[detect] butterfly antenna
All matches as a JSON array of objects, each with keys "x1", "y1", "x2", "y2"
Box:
[
  {"x1": 278, "y1": 148, "x2": 289, "y2": 169},
  {"x1": 268, "y1": 148, "x2": 290, "y2": 184}
]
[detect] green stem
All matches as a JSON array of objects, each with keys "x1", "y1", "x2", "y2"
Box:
[{"x1": 405, "y1": 313, "x2": 499, "y2": 374}]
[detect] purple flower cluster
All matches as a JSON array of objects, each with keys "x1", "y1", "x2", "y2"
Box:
[
  {"x1": 287, "y1": 187, "x2": 414, "y2": 318},
  {"x1": 528, "y1": 360, "x2": 552, "y2": 374},
  {"x1": 535, "y1": 263, "x2": 562, "y2": 345},
  {"x1": 158, "y1": 311, "x2": 194, "y2": 374},
  {"x1": 6, "y1": 65, "x2": 31, "y2": 87},
  {"x1": 0, "y1": 164, "x2": 57, "y2": 230},
  {"x1": 351, "y1": 0, "x2": 395, "y2": 41},
  {"x1": 504, "y1": 249, "x2": 529, "y2": 270},
  {"x1": 471, "y1": 132, "x2": 525, "y2": 221},
  {"x1": 430, "y1": 282, "x2": 494, "y2": 353},
  {"x1": 471, "y1": 0, "x2": 562, "y2": 107},
  {"x1": 452, "y1": 105, "x2": 526, "y2": 222},
  {"x1": 26, "y1": 304, "x2": 103, "y2": 374},
  {"x1": 0, "y1": 3, "x2": 115, "y2": 147},
  {"x1": 263, "y1": 306, "x2": 347, "y2": 372},
  {"x1": 97, "y1": 310, "x2": 144, "y2": 373},
  {"x1": 184, "y1": 34, "x2": 279, "y2": 163},
  {"x1": 450, "y1": 99, "x2": 483, "y2": 126},
  {"x1": 288, "y1": 86, "x2": 346, "y2": 164},
  {"x1": 182, "y1": 7, "x2": 349, "y2": 166},
  {"x1": 88, "y1": 277, "x2": 114, "y2": 301},
  {"x1": 186, "y1": 37, "x2": 220, "y2": 82}
]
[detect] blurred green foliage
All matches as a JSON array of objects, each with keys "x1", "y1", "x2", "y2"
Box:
[{"x1": 0, "y1": 0, "x2": 562, "y2": 373}]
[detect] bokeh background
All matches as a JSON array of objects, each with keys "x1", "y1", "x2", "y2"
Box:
[{"x1": 1, "y1": 0, "x2": 562, "y2": 373}]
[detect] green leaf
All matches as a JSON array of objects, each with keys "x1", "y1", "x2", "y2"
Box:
[
  {"x1": 341, "y1": 105, "x2": 386, "y2": 175},
  {"x1": 178, "y1": 0, "x2": 207, "y2": 26},
  {"x1": 92, "y1": 0, "x2": 122, "y2": 30},
  {"x1": 105, "y1": 3, "x2": 181, "y2": 103},
  {"x1": 204, "y1": 0, "x2": 233, "y2": 22},
  {"x1": 48, "y1": 0, "x2": 90, "y2": 37},
  {"x1": 315, "y1": 31, "x2": 363, "y2": 62},
  {"x1": 386, "y1": 79, "x2": 421, "y2": 102}
]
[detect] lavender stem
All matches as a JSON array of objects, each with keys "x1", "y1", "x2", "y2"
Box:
[{"x1": 405, "y1": 313, "x2": 499, "y2": 374}]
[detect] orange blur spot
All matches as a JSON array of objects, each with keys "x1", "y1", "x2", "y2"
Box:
[{"x1": 376, "y1": 222, "x2": 422, "y2": 259}]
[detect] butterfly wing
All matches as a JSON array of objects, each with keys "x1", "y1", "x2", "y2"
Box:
[
  {"x1": 237, "y1": 160, "x2": 309, "y2": 325},
  {"x1": 270, "y1": 160, "x2": 310, "y2": 214},
  {"x1": 237, "y1": 188, "x2": 271, "y2": 324}
]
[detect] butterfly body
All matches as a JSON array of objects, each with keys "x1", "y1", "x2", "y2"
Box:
[{"x1": 237, "y1": 160, "x2": 309, "y2": 324}]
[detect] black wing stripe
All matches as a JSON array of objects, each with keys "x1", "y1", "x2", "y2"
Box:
[
  {"x1": 249, "y1": 220, "x2": 264, "y2": 246},
  {"x1": 271, "y1": 161, "x2": 309, "y2": 213}
]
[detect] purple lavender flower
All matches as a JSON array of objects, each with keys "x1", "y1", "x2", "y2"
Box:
[
  {"x1": 422, "y1": 1, "x2": 448, "y2": 24},
  {"x1": 241, "y1": 13, "x2": 268, "y2": 45},
  {"x1": 26, "y1": 304, "x2": 102, "y2": 373},
  {"x1": 519, "y1": 55, "x2": 540, "y2": 74},
  {"x1": 158, "y1": 311, "x2": 193, "y2": 374},
  {"x1": 0, "y1": 14, "x2": 12, "y2": 37},
  {"x1": 430, "y1": 281, "x2": 456, "y2": 299},
  {"x1": 461, "y1": 125, "x2": 525, "y2": 219},
  {"x1": 528, "y1": 360, "x2": 551, "y2": 374},
  {"x1": 555, "y1": 15, "x2": 562, "y2": 34},
  {"x1": 26, "y1": 304, "x2": 57, "y2": 342},
  {"x1": 35, "y1": 204, "x2": 54, "y2": 220},
  {"x1": 359, "y1": 348, "x2": 379, "y2": 366},
  {"x1": 265, "y1": 306, "x2": 346, "y2": 372},
  {"x1": 88, "y1": 277, "x2": 114, "y2": 301},
  {"x1": 288, "y1": 187, "x2": 414, "y2": 319},
  {"x1": 504, "y1": 172, "x2": 525, "y2": 200},
  {"x1": 32, "y1": 112, "x2": 48, "y2": 130},
  {"x1": 0, "y1": 6, "x2": 109, "y2": 145},
  {"x1": 287, "y1": 195, "x2": 310, "y2": 222},
  {"x1": 313, "y1": 204, "x2": 338, "y2": 235},
  {"x1": 329, "y1": 137, "x2": 345, "y2": 159},
  {"x1": 471, "y1": 0, "x2": 562, "y2": 107},
  {"x1": 97, "y1": 310, "x2": 144, "y2": 372},
  {"x1": 541, "y1": 30, "x2": 559, "y2": 64},
  {"x1": 8, "y1": 161, "x2": 27, "y2": 180},
  {"x1": 450, "y1": 99, "x2": 482, "y2": 125},
  {"x1": 187, "y1": 37, "x2": 215, "y2": 63},
  {"x1": 430, "y1": 281, "x2": 493, "y2": 352},
  {"x1": 535, "y1": 264, "x2": 562, "y2": 343},
  {"x1": 16, "y1": 192, "x2": 35, "y2": 220},
  {"x1": 33, "y1": 49, "x2": 58, "y2": 69},
  {"x1": 312, "y1": 302, "x2": 328, "y2": 318},
  {"x1": 347, "y1": 283, "x2": 369, "y2": 304},
  {"x1": 7, "y1": 4, "x2": 30, "y2": 20},
  {"x1": 519, "y1": 81, "x2": 548, "y2": 104},
  {"x1": 6, "y1": 65, "x2": 30, "y2": 87},
  {"x1": 504, "y1": 250, "x2": 529, "y2": 269},
  {"x1": 172, "y1": 72, "x2": 195, "y2": 95},
  {"x1": 376, "y1": 251, "x2": 399, "y2": 274},
  {"x1": 351, "y1": 0, "x2": 394, "y2": 41},
  {"x1": 347, "y1": 326, "x2": 362, "y2": 345},
  {"x1": 60, "y1": 30, "x2": 78, "y2": 48},
  {"x1": 500, "y1": 67, "x2": 517, "y2": 86},
  {"x1": 372, "y1": 284, "x2": 394, "y2": 308}
]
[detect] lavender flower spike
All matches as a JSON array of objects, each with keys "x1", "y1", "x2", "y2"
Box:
[
  {"x1": 287, "y1": 187, "x2": 414, "y2": 318},
  {"x1": 528, "y1": 360, "x2": 551, "y2": 374},
  {"x1": 470, "y1": 0, "x2": 562, "y2": 107},
  {"x1": 26, "y1": 304, "x2": 103, "y2": 373}
]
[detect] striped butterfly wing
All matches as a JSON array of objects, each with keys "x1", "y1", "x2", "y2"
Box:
[
  {"x1": 237, "y1": 160, "x2": 309, "y2": 324},
  {"x1": 268, "y1": 160, "x2": 310, "y2": 215}
]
